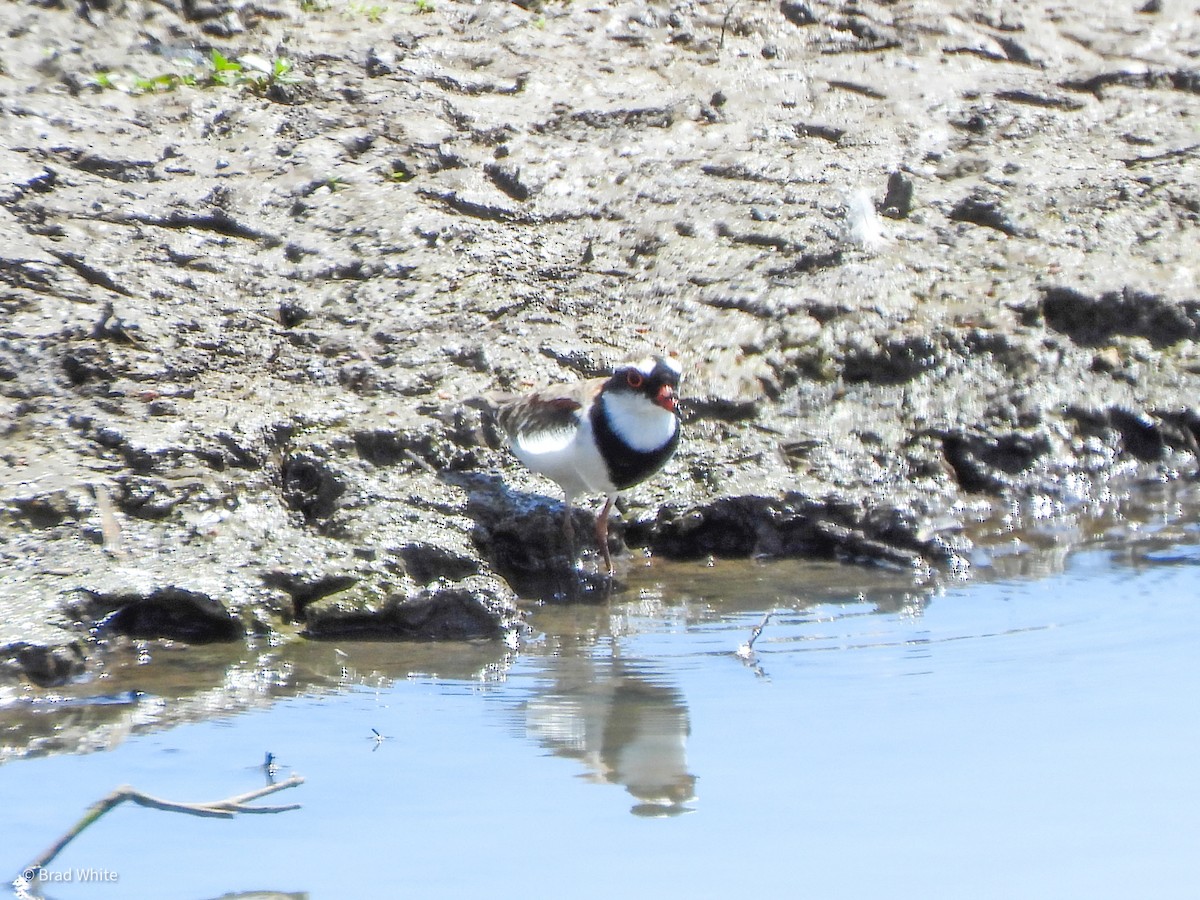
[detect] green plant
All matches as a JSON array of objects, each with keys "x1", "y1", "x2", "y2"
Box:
[
  {"x1": 129, "y1": 71, "x2": 198, "y2": 94},
  {"x1": 413, "y1": 0, "x2": 434, "y2": 12},
  {"x1": 272, "y1": 57, "x2": 298, "y2": 82},
  {"x1": 84, "y1": 50, "x2": 299, "y2": 97},
  {"x1": 209, "y1": 50, "x2": 243, "y2": 86},
  {"x1": 387, "y1": 164, "x2": 415, "y2": 183},
  {"x1": 347, "y1": 2, "x2": 386, "y2": 20},
  {"x1": 238, "y1": 54, "x2": 302, "y2": 92}
]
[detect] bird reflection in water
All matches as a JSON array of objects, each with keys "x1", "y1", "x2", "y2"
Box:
[{"x1": 522, "y1": 652, "x2": 696, "y2": 816}]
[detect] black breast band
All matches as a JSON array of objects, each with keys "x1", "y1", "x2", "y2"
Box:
[{"x1": 590, "y1": 402, "x2": 680, "y2": 490}]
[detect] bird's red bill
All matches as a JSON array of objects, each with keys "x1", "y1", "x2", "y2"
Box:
[{"x1": 656, "y1": 384, "x2": 677, "y2": 412}]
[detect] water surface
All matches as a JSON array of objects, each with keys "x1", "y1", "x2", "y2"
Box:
[{"x1": 4, "y1": 496, "x2": 1200, "y2": 899}]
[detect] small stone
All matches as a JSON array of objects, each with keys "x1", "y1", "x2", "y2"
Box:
[
  {"x1": 780, "y1": 1, "x2": 816, "y2": 26},
  {"x1": 1092, "y1": 347, "x2": 1122, "y2": 373},
  {"x1": 882, "y1": 171, "x2": 914, "y2": 220},
  {"x1": 365, "y1": 47, "x2": 394, "y2": 77}
]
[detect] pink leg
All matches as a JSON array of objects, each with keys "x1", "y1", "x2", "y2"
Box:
[
  {"x1": 595, "y1": 494, "x2": 616, "y2": 575},
  {"x1": 562, "y1": 496, "x2": 577, "y2": 562}
]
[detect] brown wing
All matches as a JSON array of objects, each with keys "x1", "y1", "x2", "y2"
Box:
[{"x1": 492, "y1": 378, "x2": 603, "y2": 444}]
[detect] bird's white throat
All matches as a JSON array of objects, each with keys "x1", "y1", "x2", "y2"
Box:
[{"x1": 600, "y1": 391, "x2": 678, "y2": 452}]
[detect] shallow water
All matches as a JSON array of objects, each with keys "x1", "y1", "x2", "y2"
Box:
[{"x1": 4, "y1": 492, "x2": 1200, "y2": 899}]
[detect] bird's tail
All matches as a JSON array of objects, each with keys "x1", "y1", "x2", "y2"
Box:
[{"x1": 461, "y1": 395, "x2": 508, "y2": 449}]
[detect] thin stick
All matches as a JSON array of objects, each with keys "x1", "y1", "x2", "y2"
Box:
[
  {"x1": 736, "y1": 611, "x2": 773, "y2": 659},
  {"x1": 92, "y1": 483, "x2": 127, "y2": 561},
  {"x1": 719, "y1": 1, "x2": 740, "y2": 53},
  {"x1": 17, "y1": 775, "x2": 304, "y2": 883},
  {"x1": 403, "y1": 448, "x2": 438, "y2": 474},
  {"x1": 745, "y1": 611, "x2": 772, "y2": 653}
]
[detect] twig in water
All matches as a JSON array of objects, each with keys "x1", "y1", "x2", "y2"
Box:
[
  {"x1": 735, "y1": 611, "x2": 773, "y2": 660},
  {"x1": 14, "y1": 775, "x2": 305, "y2": 889}
]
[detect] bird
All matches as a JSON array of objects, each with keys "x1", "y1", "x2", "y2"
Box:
[{"x1": 488, "y1": 356, "x2": 682, "y2": 575}]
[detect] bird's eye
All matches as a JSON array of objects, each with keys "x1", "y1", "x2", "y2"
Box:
[{"x1": 626, "y1": 371, "x2": 645, "y2": 389}]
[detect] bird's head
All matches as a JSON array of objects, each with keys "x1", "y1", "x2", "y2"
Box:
[{"x1": 607, "y1": 356, "x2": 682, "y2": 414}]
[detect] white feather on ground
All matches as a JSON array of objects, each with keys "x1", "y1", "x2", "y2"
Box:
[{"x1": 844, "y1": 187, "x2": 889, "y2": 251}]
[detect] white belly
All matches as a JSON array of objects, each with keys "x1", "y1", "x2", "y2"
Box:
[{"x1": 511, "y1": 414, "x2": 615, "y2": 500}]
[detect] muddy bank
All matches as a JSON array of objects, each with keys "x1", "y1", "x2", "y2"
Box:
[
  {"x1": 1, "y1": 0, "x2": 1198, "y2": 688},
  {"x1": 5, "y1": 477, "x2": 1199, "y2": 767}
]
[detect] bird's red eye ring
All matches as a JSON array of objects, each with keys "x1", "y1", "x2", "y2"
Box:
[{"x1": 626, "y1": 371, "x2": 645, "y2": 389}]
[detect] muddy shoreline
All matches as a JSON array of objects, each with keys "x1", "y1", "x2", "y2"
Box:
[{"x1": 2, "y1": 0, "x2": 1198, "y2": 693}]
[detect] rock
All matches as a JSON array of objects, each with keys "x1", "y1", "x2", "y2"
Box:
[
  {"x1": 396, "y1": 542, "x2": 481, "y2": 583},
  {"x1": 83, "y1": 587, "x2": 242, "y2": 643},
  {"x1": 468, "y1": 490, "x2": 592, "y2": 599},
  {"x1": 882, "y1": 171, "x2": 914, "y2": 219},
  {"x1": 948, "y1": 193, "x2": 1033, "y2": 237},
  {"x1": 779, "y1": 2, "x2": 816, "y2": 26},
  {"x1": 365, "y1": 47, "x2": 394, "y2": 78},
  {"x1": 1041, "y1": 286, "x2": 1200, "y2": 348},
  {"x1": 302, "y1": 575, "x2": 522, "y2": 641},
  {"x1": 280, "y1": 454, "x2": 347, "y2": 526},
  {"x1": 635, "y1": 494, "x2": 965, "y2": 568},
  {"x1": 1091, "y1": 346, "x2": 1123, "y2": 373},
  {"x1": 939, "y1": 431, "x2": 1052, "y2": 494},
  {"x1": 10, "y1": 489, "x2": 80, "y2": 528}
]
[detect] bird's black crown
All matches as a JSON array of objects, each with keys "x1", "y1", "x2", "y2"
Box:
[{"x1": 605, "y1": 356, "x2": 682, "y2": 400}]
